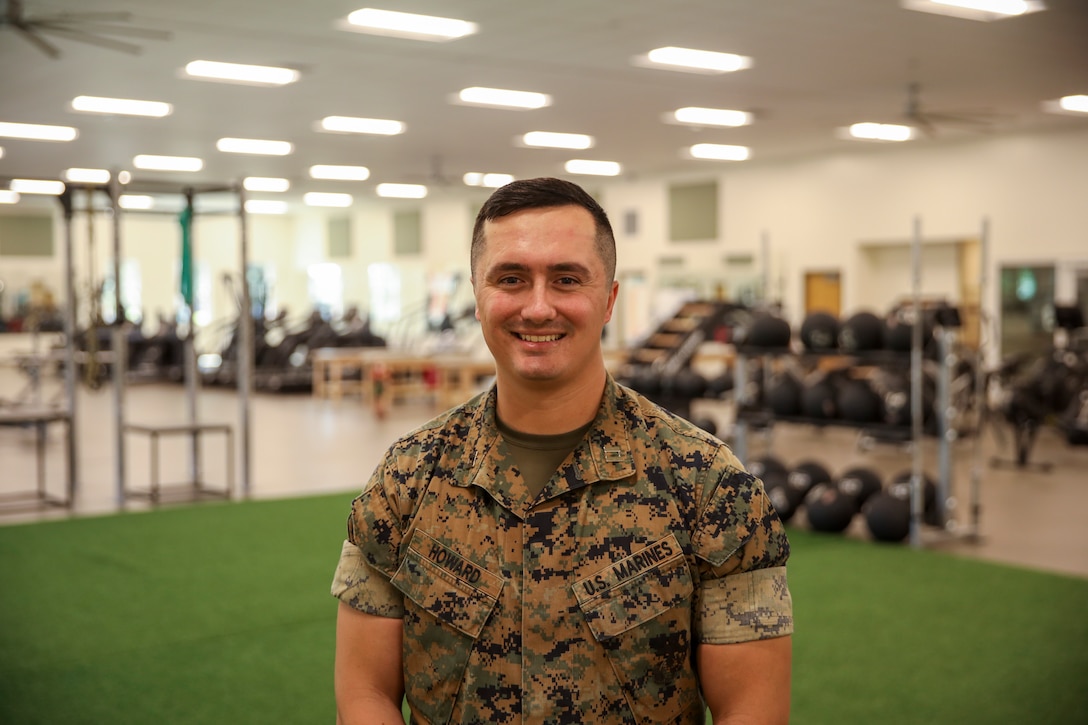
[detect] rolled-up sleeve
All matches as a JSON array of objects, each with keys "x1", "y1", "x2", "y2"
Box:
[
  {"x1": 690, "y1": 449, "x2": 793, "y2": 642},
  {"x1": 330, "y1": 461, "x2": 406, "y2": 617}
]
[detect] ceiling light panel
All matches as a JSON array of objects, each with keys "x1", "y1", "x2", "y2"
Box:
[
  {"x1": 456, "y1": 87, "x2": 551, "y2": 110},
  {"x1": 376, "y1": 183, "x2": 427, "y2": 199},
  {"x1": 1043, "y1": 94, "x2": 1088, "y2": 115},
  {"x1": 309, "y1": 165, "x2": 371, "y2": 181},
  {"x1": 243, "y1": 177, "x2": 290, "y2": 192},
  {"x1": 637, "y1": 47, "x2": 752, "y2": 74},
  {"x1": 318, "y1": 116, "x2": 405, "y2": 135},
  {"x1": 521, "y1": 131, "x2": 594, "y2": 150},
  {"x1": 216, "y1": 138, "x2": 293, "y2": 156},
  {"x1": 0, "y1": 190, "x2": 19, "y2": 203},
  {"x1": 670, "y1": 107, "x2": 753, "y2": 127},
  {"x1": 10, "y1": 179, "x2": 66, "y2": 195},
  {"x1": 845, "y1": 122, "x2": 915, "y2": 141},
  {"x1": 133, "y1": 154, "x2": 204, "y2": 172},
  {"x1": 342, "y1": 8, "x2": 477, "y2": 41},
  {"x1": 900, "y1": 0, "x2": 1046, "y2": 21},
  {"x1": 64, "y1": 168, "x2": 110, "y2": 184},
  {"x1": 304, "y1": 192, "x2": 353, "y2": 207},
  {"x1": 118, "y1": 195, "x2": 154, "y2": 210},
  {"x1": 564, "y1": 160, "x2": 622, "y2": 176},
  {"x1": 184, "y1": 60, "x2": 300, "y2": 86},
  {"x1": 463, "y1": 172, "x2": 514, "y2": 188},
  {"x1": 71, "y1": 96, "x2": 173, "y2": 117},
  {"x1": 688, "y1": 143, "x2": 751, "y2": 161},
  {"x1": 245, "y1": 199, "x2": 289, "y2": 215},
  {"x1": 0, "y1": 121, "x2": 78, "y2": 142}
]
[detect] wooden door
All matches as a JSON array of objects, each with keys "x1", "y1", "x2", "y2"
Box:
[{"x1": 805, "y1": 271, "x2": 841, "y2": 317}]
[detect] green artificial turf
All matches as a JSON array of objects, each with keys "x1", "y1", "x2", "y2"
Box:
[{"x1": 1, "y1": 494, "x2": 1085, "y2": 724}]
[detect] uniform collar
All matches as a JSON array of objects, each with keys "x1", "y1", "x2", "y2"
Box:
[{"x1": 456, "y1": 374, "x2": 637, "y2": 517}]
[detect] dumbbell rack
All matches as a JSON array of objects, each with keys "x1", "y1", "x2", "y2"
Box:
[{"x1": 731, "y1": 329, "x2": 981, "y2": 549}]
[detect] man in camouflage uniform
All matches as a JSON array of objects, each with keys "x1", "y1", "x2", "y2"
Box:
[{"x1": 332, "y1": 177, "x2": 793, "y2": 724}]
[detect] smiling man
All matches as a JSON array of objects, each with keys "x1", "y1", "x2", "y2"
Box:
[{"x1": 332, "y1": 177, "x2": 793, "y2": 725}]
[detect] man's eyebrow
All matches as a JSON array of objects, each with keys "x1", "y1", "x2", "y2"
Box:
[{"x1": 486, "y1": 261, "x2": 592, "y2": 276}]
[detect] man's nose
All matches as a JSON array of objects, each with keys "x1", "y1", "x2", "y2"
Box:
[{"x1": 521, "y1": 283, "x2": 557, "y2": 321}]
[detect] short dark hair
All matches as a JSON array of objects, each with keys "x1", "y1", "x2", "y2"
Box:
[{"x1": 470, "y1": 177, "x2": 616, "y2": 281}]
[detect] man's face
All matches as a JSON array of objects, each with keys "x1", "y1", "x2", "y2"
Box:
[{"x1": 472, "y1": 205, "x2": 618, "y2": 388}]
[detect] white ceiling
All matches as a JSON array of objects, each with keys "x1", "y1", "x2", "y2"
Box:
[{"x1": 2, "y1": 0, "x2": 1087, "y2": 204}]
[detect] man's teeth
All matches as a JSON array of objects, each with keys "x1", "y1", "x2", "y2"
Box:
[{"x1": 519, "y1": 333, "x2": 561, "y2": 342}]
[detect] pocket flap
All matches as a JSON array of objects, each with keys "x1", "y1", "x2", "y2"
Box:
[
  {"x1": 575, "y1": 534, "x2": 693, "y2": 641},
  {"x1": 392, "y1": 530, "x2": 503, "y2": 638}
]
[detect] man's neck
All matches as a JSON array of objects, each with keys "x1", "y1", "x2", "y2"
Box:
[{"x1": 495, "y1": 366, "x2": 607, "y2": 435}]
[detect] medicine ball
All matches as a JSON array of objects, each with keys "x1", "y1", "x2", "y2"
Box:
[
  {"x1": 884, "y1": 315, "x2": 933, "y2": 354},
  {"x1": 766, "y1": 371, "x2": 803, "y2": 417},
  {"x1": 804, "y1": 483, "x2": 856, "y2": 533},
  {"x1": 748, "y1": 454, "x2": 789, "y2": 481},
  {"x1": 863, "y1": 491, "x2": 911, "y2": 543},
  {"x1": 691, "y1": 416, "x2": 718, "y2": 437},
  {"x1": 836, "y1": 377, "x2": 884, "y2": 423},
  {"x1": 889, "y1": 469, "x2": 940, "y2": 526},
  {"x1": 800, "y1": 311, "x2": 840, "y2": 351},
  {"x1": 663, "y1": 368, "x2": 707, "y2": 399},
  {"x1": 743, "y1": 313, "x2": 792, "y2": 349},
  {"x1": 835, "y1": 466, "x2": 883, "y2": 511},
  {"x1": 788, "y1": 460, "x2": 832, "y2": 499},
  {"x1": 839, "y1": 311, "x2": 885, "y2": 352},
  {"x1": 801, "y1": 371, "x2": 839, "y2": 419},
  {"x1": 765, "y1": 478, "x2": 803, "y2": 523},
  {"x1": 625, "y1": 368, "x2": 660, "y2": 396},
  {"x1": 705, "y1": 370, "x2": 734, "y2": 398}
]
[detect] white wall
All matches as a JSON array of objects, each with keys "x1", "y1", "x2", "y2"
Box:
[{"x1": 3, "y1": 126, "x2": 1086, "y2": 352}]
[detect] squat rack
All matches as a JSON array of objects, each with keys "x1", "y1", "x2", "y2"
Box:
[{"x1": 52, "y1": 177, "x2": 255, "y2": 505}]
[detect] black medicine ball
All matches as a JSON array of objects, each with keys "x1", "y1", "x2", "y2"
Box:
[
  {"x1": 801, "y1": 372, "x2": 839, "y2": 419},
  {"x1": 766, "y1": 479, "x2": 803, "y2": 523},
  {"x1": 863, "y1": 491, "x2": 911, "y2": 543},
  {"x1": 835, "y1": 466, "x2": 883, "y2": 511},
  {"x1": 804, "y1": 483, "x2": 857, "y2": 533},
  {"x1": 839, "y1": 311, "x2": 885, "y2": 352},
  {"x1": 744, "y1": 314, "x2": 792, "y2": 349},
  {"x1": 836, "y1": 377, "x2": 884, "y2": 423},
  {"x1": 748, "y1": 454, "x2": 789, "y2": 481},
  {"x1": 766, "y1": 371, "x2": 803, "y2": 417},
  {"x1": 788, "y1": 460, "x2": 832, "y2": 499},
  {"x1": 800, "y1": 312, "x2": 840, "y2": 351}
]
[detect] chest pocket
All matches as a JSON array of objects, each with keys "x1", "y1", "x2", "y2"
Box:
[
  {"x1": 391, "y1": 529, "x2": 503, "y2": 724},
  {"x1": 574, "y1": 533, "x2": 702, "y2": 724}
]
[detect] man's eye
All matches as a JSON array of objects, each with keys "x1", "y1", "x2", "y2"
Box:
[
  {"x1": 556, "y1": 276, "x2": 579, "y2": 285},
  {"x1": 498, "y1": 276, "x2": 521, "y2": 285}
]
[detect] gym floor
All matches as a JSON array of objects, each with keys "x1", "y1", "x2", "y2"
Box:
[{"x1": 2, "y1": 372, "x2": 1086, "y2": 580}]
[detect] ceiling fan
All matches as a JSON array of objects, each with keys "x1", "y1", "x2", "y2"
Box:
[
  {"x1": 902, "y1": 81, "x2": 999, "y2": 137},
  {"x1": 1, "y1": 0, "x2": 171, "y2": 58}
]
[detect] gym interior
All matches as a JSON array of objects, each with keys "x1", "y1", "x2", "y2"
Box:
[{"x1": 2, "y1": 2, "x2": 1087, "y2": 723}]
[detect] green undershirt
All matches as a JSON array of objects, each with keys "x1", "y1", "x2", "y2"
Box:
[{"x1": 496, "y1": 417, "x2": 594, "y2": 499}]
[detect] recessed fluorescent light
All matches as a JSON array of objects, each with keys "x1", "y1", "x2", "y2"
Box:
[
  {"x1": 119, "y1": 194, "x2": 154, "y2": 210},
  {"x1": 184, "y1": 60, "x2": 300, "y2": 86},
  {"x1": 670, "y1": 107, "x2": 753, "y2": 127},
  {"x1": 133, "y1": 154, "x2": 204, "y2": 172},
  {"x1": 64, "y1": 168, "x2": 111, "y2": 184},
  {"x1": 216, "y1": 137, "x2": 293, "y2": 156},
  {"x1": 243, "y1": 176, "x2": 290, "y2": 192},
  {"x1": 688, "y1": 143, "x2": 751, "y2": 161},
  {"x1": 455, "y1": 87, "x2": 551, "y2": 110},
  {"x1": 10, "y1": 179, "x2": 66, "y2": 195},
  {"x1": 0, "y1": 121, "x2": 78, "y2": 141},
  {"x1": 900, "y1": 0, "x2": 1045, "y2": 21},
  {"x1": 376, "y1": 183, "x2": 427, "y2": 199},
  {"x1": 463, "y1": 172, "x2": 514, "y2": 188},
  {"x1": 309, "y1": 165, "x2": 371, "y2": 181},
  {"x1": 304, "y1": 192, "x2": 353, "y2": 207},
  {"x1": 318, "y1": 116, "x2": 405, "y2": 135},
  {"x1": 564, "y1": 159, "x2": 622, "y2": 177},
  {"x1": 71, "y1": 95, "x2": 173, "y2": 117},
  {"x1": 342, "y1": 8, "x2": 477, "y2": 41},
  {"x1": 636, "y1": 47, "x2": 752, "y2": 74},
  {"x1": 245, "y1": 199, "x2": 289, "y2": 215},
  {"x1": 521, "y1": 131, "x2": 594, "y2": 150},
  {"x1": 0, "y1": 190, "x2": 20, "y2": 204},
  {"x1": 0, "y1": 146, "x2": 5, "y2": 159},
  {"x1": 1043, "y1": 94, "x2": 1088, "y2": 115},
  {"x1": 845, "y1": 122, "x2": 915, "y2": 142}
]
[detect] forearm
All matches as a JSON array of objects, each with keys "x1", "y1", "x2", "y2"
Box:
[{"x1": 335, "y1": 688, "x2": 404, "y2": 725}]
